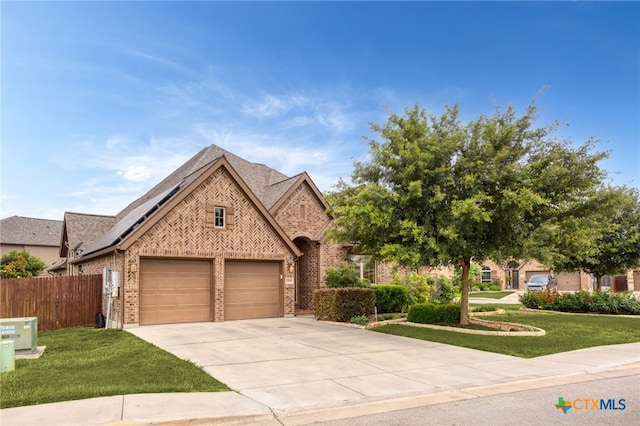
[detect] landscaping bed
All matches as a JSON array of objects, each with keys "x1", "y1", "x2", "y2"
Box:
[{"x1": 520, "y1": 290, "x2": 640, "y2": 315}]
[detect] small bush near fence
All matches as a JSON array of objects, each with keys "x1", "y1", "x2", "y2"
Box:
[
  {"x1": 520, "y1": 290, "x2": 640, "y2": 315},
  {"x1": 373, "y1": 284, "x2": 410, "y2": 313},
  {"x1": 407, "y1": 303, "x2": 461, "y2": 324},
  {"x1": 314, "y1": 287, "x2": 376, "y2": 322}
]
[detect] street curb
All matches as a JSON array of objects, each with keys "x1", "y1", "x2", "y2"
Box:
[{"x1": 273, "y1": 363, "x2": 640, "y2": 426}]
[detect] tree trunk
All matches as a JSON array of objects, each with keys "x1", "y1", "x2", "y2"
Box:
[
  {"x1": 460, "y1": 256, "x2": 471, "y2": 325},
  {"x1": 595, "y1": 275, "x2": 602, "y2": 292}
]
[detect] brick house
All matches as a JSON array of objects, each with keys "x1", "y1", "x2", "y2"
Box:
[
  {"x1": 368, "y1": 257, "x2": 637, "y2": 293},
  {"x1": 47, "y1": 212, "x2": 117, "y2": 276},
  {"x1": 65, "y1": 145, "x2": 348, "y2": 327}
]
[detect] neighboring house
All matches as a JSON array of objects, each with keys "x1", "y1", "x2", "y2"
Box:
[
  {"x1": 0, "y1": 215, "x2": 63, "y2": 274},
  {"x1": 64, "y1": 145, "x2": 347, "y2": 327},
  {"x1": 361, "y1": 256, "x2": 637, "y2": 293},
  {"x1": 47, "y1": 212, "x2": 118, "y2": 276},
  {"x1": 477, "y1": 259, "x2": 592, "y2": 291}
]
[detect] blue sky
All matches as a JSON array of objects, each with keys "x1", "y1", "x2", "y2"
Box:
[{"x1": 2, "y1": 1, "x2": 639, "y2": 221}]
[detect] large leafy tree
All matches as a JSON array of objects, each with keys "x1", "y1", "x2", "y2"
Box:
[
  {"x1": 1, "y1": 249, "x2": 47, "y2": 278},
  {"x1": 543, "y1": 186, "x2": 640, "y2": 291},
  {"x1": 328, "y1": 101, "x2": 607, "y2": 324}
]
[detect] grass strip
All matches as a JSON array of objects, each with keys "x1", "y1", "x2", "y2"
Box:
[
  {"x1": 373, "y1": 311, "x2": 640, "y2": 358},
  {"x1": 0, "y1": 327, "x2": 229, "y2": 409},
  {"x1": 469, "y1": 303, "x2": 524, "y2": 311},
  {"x1": 468, "y1": 291, "x2": 516, "y2": 299}
]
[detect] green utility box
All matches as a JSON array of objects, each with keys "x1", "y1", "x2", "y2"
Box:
[
  {"x1": 0, "y1": 339, "x2": 15, "y2": 372},
  {"x1": 0, "y1": 317, "x2": 38, "y2": 354}
]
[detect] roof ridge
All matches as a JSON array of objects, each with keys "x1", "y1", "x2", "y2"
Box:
[{"x1": 64, "y1": 211, "x2": 116, "y2": 218}]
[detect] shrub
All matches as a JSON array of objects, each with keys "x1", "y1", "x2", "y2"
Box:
[
  {"x1": 491, "y1": 277, "x2": 504, "y2": 289},
  {"x1": 373, "y1": 284, "x2": 410, "y2": 313},
  {"x1": 407, "y1": 303, "x2": 461, "y2": 324},
  {"x1": 391, "y1": 271, "x2": 431, "y2": 305},
  {"x1": 350, "y1": 315, "x2": 369, "y2": 326},
  {"x1": 325, "y1": 263, "x2": 369, "y2": 288},
  {"x1": 488, "y1": 284, "x2": 502, "y2": 292},
  {"x1": 519, "y1": 290, "x2": 640, "y2": 315},
  {"x1": 428, "y1": 275, "x2": 456, "y2": 304},
  {"x1": 1, "y1": 250, "x2": 47, "y2": 278},
  {"x1": 314, "y1": 287, "x2": 376, "y2": 322}
]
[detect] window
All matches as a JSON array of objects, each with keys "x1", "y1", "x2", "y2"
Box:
[
  {"x1": 481, "y1": 266, "x2": 492, "y2": 283},
  {"x1": 206, "y1": 203, "x2": 235, "y2": 229},
  {"x1": 214, "y1": 207, "x2": 225, "y2": 228}
]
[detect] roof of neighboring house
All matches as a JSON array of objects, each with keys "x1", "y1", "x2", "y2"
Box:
[
  {"x1": 77, "y1": 145, "x2": 307, "y2": 259},
  {"x1": 60, "y1": 212, "x2": 117, "y2": 257},
  {"x1": 0, "y1": 216, "x2": 63, "y2": 247}
]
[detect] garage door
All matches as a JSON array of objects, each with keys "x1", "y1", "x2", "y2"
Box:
[
  {"x1": 556, "y1": 272, "x2": 581, "y2": 291},
  {"x1": 224, "y1": 261, "x2": 282, "y2": 320},
  {"x1": 139, "y1": 259, "x2": 211, "y2": 325}
]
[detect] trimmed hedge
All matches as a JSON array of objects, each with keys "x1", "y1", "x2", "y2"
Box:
[
  {"x1": 313, "y1": 287, "x2": 376, "y2": 322},
  {"x1": 407, "y1": 303, "x2": 461, "y2": 324},
  {"x1": 373, "y1": 284, "x2": 410, "y2": 313},
  {"x1": 520, "y1": 290, "x2": 640, "y2": 315}
]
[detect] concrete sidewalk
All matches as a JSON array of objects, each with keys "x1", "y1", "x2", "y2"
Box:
[{"x1": 1, "y1": 317, "x2": 638, "y2": 425}]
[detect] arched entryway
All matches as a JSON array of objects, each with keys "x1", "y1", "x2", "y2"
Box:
[{"x1": 293, "y1": 236, "x2": 319, "y2": 313}]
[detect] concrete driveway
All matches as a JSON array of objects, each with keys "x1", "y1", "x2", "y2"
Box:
[{"x1": 127, "y1": 317, "x2": 639, "y2": 414}]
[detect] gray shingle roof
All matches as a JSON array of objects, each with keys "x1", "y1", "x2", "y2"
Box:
[
  {"x1": 61, "y1": 212, "x2": 117, "y2": 256},
  {"x1": 0, "y1": 216, "x2": 63, "y2": 247},
  {"x1": 77, "y1": 144, "x2": 305, "y2": 257},
  {"x1": 116, "y1": 145, "x2": 296, "y2": 220}
]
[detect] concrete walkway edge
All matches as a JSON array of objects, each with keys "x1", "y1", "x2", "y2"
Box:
[{"x1": 1, "y1": 362, "x2": 638, "y2": 426}]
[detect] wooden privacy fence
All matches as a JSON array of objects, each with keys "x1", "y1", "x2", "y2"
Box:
[{"x1": 0, "y1": 275, "x2": 103, "y2": 331}]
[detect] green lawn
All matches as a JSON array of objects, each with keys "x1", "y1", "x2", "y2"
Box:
[
  {"x1": 469, "y1": 303, "x2": 524, "y2": 311},
  {"x1": 373, "y1": 311, "x2": 640, "y2": 358},
  {"x1": 468, "y1": 291, "x2": 515, "y2": 299},
  {"x1": 0, "y1": 328, "x2": 229, "y2": 409}
]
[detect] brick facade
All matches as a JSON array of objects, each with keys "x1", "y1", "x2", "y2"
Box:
[
  {"x1": 77, "y1": 167, "x2": 296, "y2": 326},
  {"x1": 272, "y1": 179, "x2": 349, "y2": 311}
]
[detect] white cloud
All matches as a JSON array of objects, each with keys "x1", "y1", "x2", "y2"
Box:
[
  {"x1": 118, "y1": 165, "x2": 152, "y2": 182},
  {"x1": 242, "y1": 93, "x2": 310, "y2": 118}
]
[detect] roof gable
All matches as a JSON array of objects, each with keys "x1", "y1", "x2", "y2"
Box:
[
  {"x1": 269, "y1": 172, "x2": 331, "y2": 216},
  {"x1": 79, "y1": 156, "x2": 301, "y2": 259},
  {"x1": 60, "y1": 212, "x2": 116, "y2": 257},
  {"x1": 115, "y1": 144, "x2": 290, "y2": 220}
]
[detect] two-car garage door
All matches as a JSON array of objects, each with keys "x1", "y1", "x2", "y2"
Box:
[{"x1": 139, "y1": 258, "x2": 281, "y2": 325}]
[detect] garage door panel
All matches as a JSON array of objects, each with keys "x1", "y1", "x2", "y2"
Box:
[
  {"x1": 556, "y1": 272, "x2": 581, "y2": 291},
  {"x1": 225, "y1": 261, "x2": 282, "y2": 320},
  {"x1": 140, "y1": 259, "x2": 212, "y2": 325}
]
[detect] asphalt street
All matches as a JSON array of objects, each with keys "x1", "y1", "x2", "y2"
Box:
[{"x1": 310, "y1": 374, "x2": 639, "y2": 426}]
